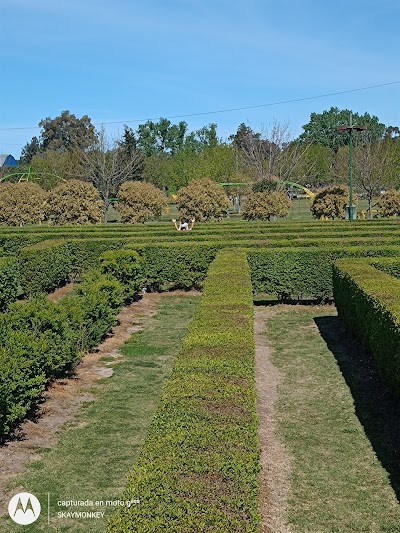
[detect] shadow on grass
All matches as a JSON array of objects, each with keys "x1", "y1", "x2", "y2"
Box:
[{"x1": 315, "y1": 315, "x2": 400, "y2": 503}]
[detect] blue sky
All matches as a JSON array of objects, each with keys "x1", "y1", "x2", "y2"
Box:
[{"x1": 1, "y1": 0, "x2": 399, "y2": 157}]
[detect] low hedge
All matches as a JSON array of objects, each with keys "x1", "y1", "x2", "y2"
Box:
[
  {"x1": 0, "y1": 271, "x2": 125, "y2": 438},
  {"x1": 248, "y1": 245, "x2": 400, "y2": 300},
  {"x1": 333, "y1": 257, "x2": 400, "y2": 394},
  {"x1": 127, "y1": 243, "x2": 222, "y2": 290},
  {"x1": 19, "y1": 238, "x2": 128, "y2": 296},
  {"x1": 0, "y1": 256, "x2": 21, "y2": 311},
  {"x1": 99, "y1": 249, "x2": 146, "y2": 300},
  {"x1": 107, "y1": 250, "x2": 260, "y2": 532}
]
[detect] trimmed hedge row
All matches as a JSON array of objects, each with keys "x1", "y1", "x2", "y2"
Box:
[
  {"x1": 333, "y1": 257, "x2": 400, "y2": 394},
  {"x1": 128, "y1": 243, "x2": 222, "y2": 290},
  {"x1": 0, "y1": 256, "x2": 20, "y2": 311},
  {"x1": 107, "y1": 250, "x2": 260, "y2": 533},
  {"x1": 0, "y1": 272, "x2": 124, "y2": 437},
  {"x1": 19, "y1": 238, "x2": 129, "y2": 295},
  {"x1": 0, "y1": 250, "x2": 146, "y2": 438},
  {"x1": 248, "y1": 245, "x2": 400, "y2": 300}
]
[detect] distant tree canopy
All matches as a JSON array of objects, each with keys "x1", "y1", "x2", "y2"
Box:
[
  {"x1": 298, "y1": 107, "x2": 386, "y2": 152},
  {"x1": 21, "y1": 110, "x2": 96, "y2": 164}
]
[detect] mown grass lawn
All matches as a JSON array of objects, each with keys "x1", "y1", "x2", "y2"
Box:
[
  {"x1": 1, "y1": 294, "x2": 198, "y2": 533},
  {"x1": 265, "y1": 305, "x2": 400, "y2": 532}
]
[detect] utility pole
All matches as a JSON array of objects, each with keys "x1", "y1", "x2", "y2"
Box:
[{"x1": 337, "y1": 113, "x2": 367, "y2": 221}]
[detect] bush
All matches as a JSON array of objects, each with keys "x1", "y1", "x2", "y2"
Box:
[
  {"x1": 107, "y1": 250, "x2": 260, "y2": 532},
  {"x1": 0, "y1": 270, "x2": 125, "y2": 437},
  {"x1": 126, "y1": 243, "x2": 221, "y2": 290},
  {"x1": 333, "y1": 257, "x2": 400, "y2": 395},
  {"x1": 0, "y1": 182, "x2": 48, "y2": 226},
  {"x1": 116, "y1": 181, "x2": 167, "y2": 223},
  {"x1": 176, "y1": 178, "x2": 230, "y2": 221},
  {"x1": 99, "y1": 249, "x2": 145, "y2": 299},
  {"x1": 242, "y1": 191, "x2": 291, "y2": 221},
  {"x1": 310, "y1": 184, "x2": 357, "y2": 219},
  {"x1": 0, "y1": 256, "x2": 21, "y2": 310},
  {"x1": 376, "y1": 190, "x2": 400, "y2": 217},
  {"x1": 47, "y1": 179, "x2": 103, "y2": 225},
  {"x1": 251, "y1": 179, "x2": 278, "y2": 193}
]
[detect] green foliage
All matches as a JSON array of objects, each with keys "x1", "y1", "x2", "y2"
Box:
[
  {"x1": 0, "y1": 256, "x2": 21, "y2": 310},
  {"x1": 62, "y1": 270, "x2": 124, "y2": 350},
  {"x1": 0, "y1": 182, "x2": 48, "y2": 226},
  {"x1": 129, "y1": 243, "x2": 221, "y2": 290},
  {"x1": 376, "y1": 190, "x2": 400, "y2": 217},
  {"x1": 107, "y1": 251, "x2": 260, "y2": 532},
  {"x1": 116, "y1": 181, "x2": 167, "y2": 223},
  {"x1": 251, "y1": 179, "x2": 278, "y2": 193},
  {"x1": 310, "y1": 184, "x2": 356, "y2": 219},
  {"x1": 99, "y1": 249, "x2": 146, "y2": 298},
  {"x1": 299, "y1": 107, "x2": 386, "y2": 151},
  {"x1": 176, "y1": 178, "x2": 230, "y2": 221},
  {"x1": 0, "y1": 271, "x2": 125, "y2": 437},
  {"x1": 19, "y1": 240, "x2": 75, "y2": 295},
  {"x1": 242, "y1": 191, "x2": 291, "y2": 221},
  {"x1": 48, "y1": 179, "x2": 104, "y2": 225},
  {"x1": 248, "y1": 244, "x2": 400, "y2": 301},
  {"x1": 333, "y1": 257, "x2": 400, "y2": 394}
]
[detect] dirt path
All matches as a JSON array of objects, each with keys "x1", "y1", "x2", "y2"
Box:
[
  {"x1": 0, "y1": 293, "x2": 163, "y2": 510},
  {"x1": 254, "y1": 306, "x2": 293, "y2": 533}
]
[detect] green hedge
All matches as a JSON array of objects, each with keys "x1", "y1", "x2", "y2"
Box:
[
  {"x1": 19, "y1": 238, "x2": 128, "y2": 296},
  {"x1": 248, "y1": 245, "x2": 400, "y2": 300},
  {"x1": 333, "y1": 257, "x2": 400, "y2": 394},
  {"x1": 127, "y1": 243, "x2": 222, "y2": 290},
  {"x1": 0, "y1": 256, "x2": 20, "y2": 311},
  {"x1": 0, "y1": 272, "x2": 124, "y2": 438},
  {"x1": 107, "y1": 250, "x2": 260, "y2": 532},
  {"x1": 99, "y1": 249, "x2": 146, "y2": 300}
]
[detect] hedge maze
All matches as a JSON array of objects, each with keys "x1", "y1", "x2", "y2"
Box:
[{"x1": 2, "y1": 219, "x2": 400, "y2": 530}]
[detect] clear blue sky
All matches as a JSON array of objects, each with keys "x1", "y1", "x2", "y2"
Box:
[{"x1": 1, "y1": 0, "x2": 399, "y2": 158}]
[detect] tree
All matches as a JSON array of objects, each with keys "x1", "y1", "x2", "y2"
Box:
[
  {"x1": 47, "y1": 179, "x2": 103, "y2": 225},
  {"x1": 0, "y1": 182, "x2": 48, "y2": 226},
  {"x1": 242, "y1": 191, "x2": 291, "y2": 221},
  {"x1": 39, "y1": 110, "x2": 96, "y2": 152},
  {"x1": 20, "y1": 111, "x2": 97, "y2": 163},
  {"x1": 137, "y1": 118, "x2": 188, "y2": 156},
  {"x1": 20, "y1": 136, "x2": 41, "y2": 165},
  {"x1": 29, "y1": 150, "x2": 83, "y2": 189},
  {"x1": 353, "y1": 138, "x2": 396, "y2": 219},
  {"x1": 299, "y1": 107, "x2": 386, "y2": 152},
  {"x1": 116, "y1": 181, "x2": 167, "y2": 223},
  {"x1": 230, "y1": 120, "x2": 308, "y2": 182},
  {"x1": 176, "y1": 178, "x2": 230, "y2": 221},
  {"x1": 376, "y1": 190, "x2": 400, "y2": 217},
  {"x1": 78, "y1": 128, "x2": 144, "y2": 223},
  {"x1": 310, "y1": 184, "x2": 357, "y2": 219}
]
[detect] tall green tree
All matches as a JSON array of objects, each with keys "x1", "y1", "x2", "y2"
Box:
[{"x1": 299, "y1": 107, "x2": 386, "y2": 152}]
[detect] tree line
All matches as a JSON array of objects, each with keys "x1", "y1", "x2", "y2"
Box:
[{"x1": 9, "y1": 107, "x2": 400, "y2": 221}]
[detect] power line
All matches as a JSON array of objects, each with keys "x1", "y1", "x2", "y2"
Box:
[{"x1": 1, "y1": 80, "x2": 399, "y2": 132}]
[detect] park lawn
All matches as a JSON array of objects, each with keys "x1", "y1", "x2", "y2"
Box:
[
  {"x1": 265, "y1": 305, "x2": 400, "y2": 532},
  {"x1": 1, "y1": 293, "x2": 199, "y2": 533}
]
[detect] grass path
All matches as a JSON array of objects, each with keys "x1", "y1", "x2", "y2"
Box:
[
  {"x1": 260, "y1": 304, "x2": 400, "y2": 532},
  {"x1": 1, "y1": 293, "x2": 199, "y2": 533}
]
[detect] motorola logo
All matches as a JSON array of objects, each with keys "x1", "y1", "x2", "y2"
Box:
[{"x1": 8, "y1": 492, "x2": 41, "y2": 525}]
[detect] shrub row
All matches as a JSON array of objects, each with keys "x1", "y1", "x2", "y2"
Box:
[
  {"x1": 0, "y1": 250, "x2": 146, "y2": 438},
  {"x1": 248, "y1": 245, "x2": 400, "y2": 301},
  {"x1": 0, "y1": 256, "x2": 21, "y2": 311},
  {"x1": 128, "y1": 243, "x2": 222, "y2": 290},
  {"x1": 333, "y1": 257, "x2": 400, "y2": 394},
  {"x1": 107, "y1": 250, "x2": 260, "y2": 532},
  {"x1": 19, "y1": 238, "x2": 129, "y2": 295}
]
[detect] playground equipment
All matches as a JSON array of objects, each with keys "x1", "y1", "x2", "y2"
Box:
[{"x1": 0, "y1": 166, "x2": 63, "y2": 184}]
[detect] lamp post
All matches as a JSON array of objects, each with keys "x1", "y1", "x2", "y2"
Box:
[{"x1": 337, "y1": 113, "x2": 367, "y2": 222}]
